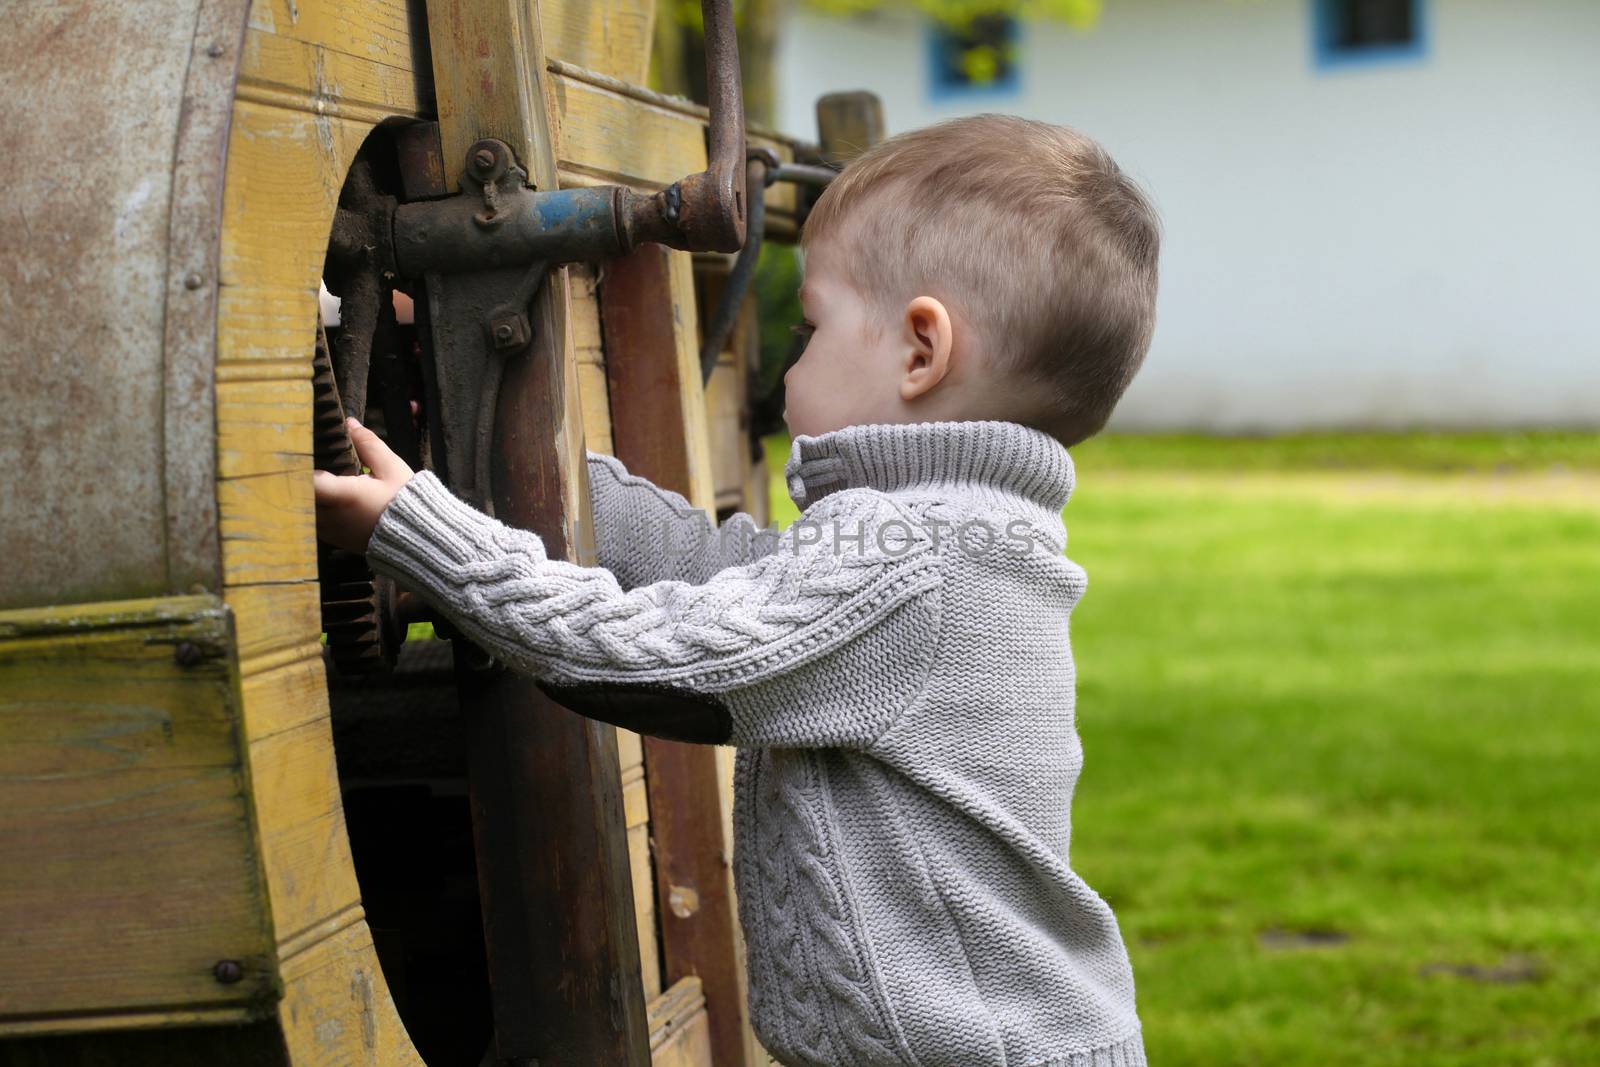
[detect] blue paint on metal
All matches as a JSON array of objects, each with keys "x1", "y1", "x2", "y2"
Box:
[{"x1": 532, "y1": 188, "x2": 613, "y2": 234}]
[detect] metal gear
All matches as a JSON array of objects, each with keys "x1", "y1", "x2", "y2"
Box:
[{"x1": 313, "y1": 319, "x2": 405, "y2": 675}]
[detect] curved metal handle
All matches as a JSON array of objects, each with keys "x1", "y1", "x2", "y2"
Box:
[{"x1": 625, "y1": 0, "x2": 747, "y2": 253}]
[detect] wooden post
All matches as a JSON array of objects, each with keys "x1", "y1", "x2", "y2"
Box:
[
  {"x1": 815, "y1": 91, "x2": 885, "y2": 167},
  {"x1": 600, "y1": 245, "x2": 750, "y2": 1067},
  {"x1": 424, "y1": 2, "x2": 650, "y2": 1063}
]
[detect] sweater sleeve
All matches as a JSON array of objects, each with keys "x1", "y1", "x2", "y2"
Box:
[
  {"x1": 586, "y1": 449, "x2": 775, "y2": 590},
  {"x1": 366, "y1": 469, "x2": 944, "y2": 749}
]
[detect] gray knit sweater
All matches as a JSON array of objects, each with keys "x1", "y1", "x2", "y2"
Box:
[{"x1": 365, "y1": 419, "x2": 1146, "y2": 1067}]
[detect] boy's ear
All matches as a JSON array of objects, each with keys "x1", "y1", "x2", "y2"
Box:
[{"x1": 900, "y1": 295, "x2": 954, "y2": 402}]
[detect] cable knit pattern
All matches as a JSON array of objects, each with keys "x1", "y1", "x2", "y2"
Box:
[
  {"x1": 364, "y1": 419, "x2": 1146, "y2": 1067},
  {"x1": 586, "y1": 449, "x2": 773, "y2": 589}
]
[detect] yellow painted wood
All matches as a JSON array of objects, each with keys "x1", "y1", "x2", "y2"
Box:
[
  {"x1": 217, "y1": 377, "x2": 313, "y2": 480},
  {"x1": 247, "y1": 714, "x2": 364, "y2": 950},
  {"x1": 245, "y1": 0, "x2": 415, "y2": 68},
  {"x1": 571, "y1": 263, "x2": 606, "y2": 364},
  {"x1": 218, "y1": 8, "x2": 426, "y2": 1062},
  {"x1": 648, "y1": 977, "x2": 713, "y2": 1066},
  {"x1": 220, "y1": 99, "x2": 369, "y2": 291},
  {"x1": 618, "y1": 725, "x2": 643, "y2": 771},
  {"x1": 549, "y1": 65, "x2": 800, "y2": 235},
  {"x1": 428, "y1": 0, "x2": 562, "y2": 192},
  {"x1": 631, "y1": 821, "x2": 662, "y2": 1000},
  {"x1": 579, "y1": 361, "x2": 616, "y2": 460},
  {"x1": 541, "y1": 0, "x2": 656, "y2": 83},
  {"x1": 203, "y1": 3, "x2": 806, "y2": 1062},
  {"x1": 275, "y1": 914, "x2": 422, "y2": 1066},
  {"x1": 216, "y1": 285, "x2": 320, "y2": 369},
  {"x1": 0, "y1": 596, "x2": 274, "y2": 1029},
  {"x1": 238, "y1": 25, "x2": 420, "y2": 123},
  {"x1": 217, "y1": 465, "x2": 318, "y2": 588},
  {"x1": 227, "y1": 581, "x2": 322, "y2": 672},
  {"x1": 706, "y1": 358, "x2": 747, "y2": 511}
]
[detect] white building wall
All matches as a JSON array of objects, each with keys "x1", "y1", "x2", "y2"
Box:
[{"x1": 775, "y1": 1, "x2": 1600, "y2": 431}]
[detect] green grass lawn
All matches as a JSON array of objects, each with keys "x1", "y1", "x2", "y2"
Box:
[{"x1": 767, "y1": 432, "x2": 1600, "y2": 1066}]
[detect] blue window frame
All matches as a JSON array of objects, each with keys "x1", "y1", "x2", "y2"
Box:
[
  {"x1": 927, "y1": 15, "x2": 1021, "y2": 102},
  {"x1": 1312, "y1": 0, "x2": 1428, "y2": 70}
]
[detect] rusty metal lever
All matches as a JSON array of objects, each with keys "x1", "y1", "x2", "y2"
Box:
[{"x1": 625, "y1": 0, "x2": 747, "y2": 253}]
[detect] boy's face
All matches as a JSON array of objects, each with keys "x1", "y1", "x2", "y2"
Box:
[{"x1": 782, "y1": 243, "x2": 912, "y2": 438}]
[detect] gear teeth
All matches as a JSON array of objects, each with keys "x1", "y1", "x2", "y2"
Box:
[{"x1": 315, "y1": 319, "x2": 400, "y2": 675}]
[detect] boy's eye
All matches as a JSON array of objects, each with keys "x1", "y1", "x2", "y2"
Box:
[{"x1": 790, "y1": 321, "x2": 815, "y2": 340}]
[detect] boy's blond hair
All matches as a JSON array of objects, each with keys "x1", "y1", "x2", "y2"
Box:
[{"x1": 801, "y1": 113, "x2": 1160, "y2": 446}]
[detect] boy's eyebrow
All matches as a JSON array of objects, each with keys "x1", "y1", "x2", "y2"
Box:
[{"x1": 797, "y1": 282, "x2": 811, "y2": 302}]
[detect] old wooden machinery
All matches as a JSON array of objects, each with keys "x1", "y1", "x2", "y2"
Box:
[{"x1": 0, "y1": 1, "x2": 881, "y2": 1065}]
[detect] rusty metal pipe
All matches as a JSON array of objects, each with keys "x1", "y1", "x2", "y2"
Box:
[
  {"x1": 625, "y1": 0, "x2": 746, "y2": 253},
  {"x1": 393, "y1": 186, "x2": 629, "y2": 277}
]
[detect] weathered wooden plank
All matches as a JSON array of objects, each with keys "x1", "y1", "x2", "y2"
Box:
[
  {"x1": 275, "y1": 914, "x2": 423, "y2": 1066},
  {"x1": 617, "y1": 725, "x2": 643, "y2": 770},
  {"x1": 221, "y1": 99, "x2": 368, "y2": 291},
  {"x1": 541, "y1": 0, "x2": 655, "y2": 83},
  {"x1": 665, "y1": 250, "x2": 719, "y2": 512},
  {"x1": 648, "y1": 977, "x2": 713, "y2": 1066},
  {"x1": 216, "y1": 284, "x2": 319, "y2": 370},
  {"x1": 425, "y1": 1, "x2": 648, "y2": 1062},
  {"x1": 238, "y1": 642, "x2": 332, "y2": 744},
  {"x1": 600, "y1": 244, "x2": 747, "y2": 1067},
  {"x1": 600, "y1": 245, "x2": 716, "y2": 514},
  {"x1": 217, "y1": 469, "x2": 317, "y2": 589},
  {"x1": 0, "y1": 597, "x2": 273, "y2": 1027},
  {"x1": 549, "y1": 67, "x2": 800, "y2": 235},
  {"x1": 578, "y1": 361, "x2": 616, "y2": 459},
  {"x1": 245, "y1": 713, "x2": 363, "y2": 948},
  {"x1": 237, "y1": 26, "x2": 421, "y2": 123},
  {"x1": 217, "y1": 377, "x2": 312, "y2": 480},
  {"x1": 630, "y1": 820, "x2": 662, "y2": 1001},
  {"x1": 652, "y1": 1010, "x2": 714, "y2": 1067},
  {"x1": 571, "y1": 263, "x2": 607, "y2": 362},
  {"x1": 227, "y1": 581, "x2": 322, "y2": 672},
  {"x1": 244, "y1": 0, "x2": 416, "y2": 72}
]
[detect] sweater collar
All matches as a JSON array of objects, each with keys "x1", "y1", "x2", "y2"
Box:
[{"x1": 784, "y1": 419, "x2": 1076, "y2": 514}]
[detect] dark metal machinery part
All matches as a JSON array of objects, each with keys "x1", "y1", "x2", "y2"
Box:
[
  {"x1": 317, "y1": 140, "x2": 436, "y2": 676},
  {"x1": 697, "y1": 150, "x2": 841, "y2": 386},
  {"x1": 312, "y1": 319, "x2": 407, "y2": 675}
]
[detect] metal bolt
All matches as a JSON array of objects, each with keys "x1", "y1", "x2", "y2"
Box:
[
  {"x1": 213, "y1": 959, "x2": 243, "y2": 984},
  {"x1": 206, "y1": 43, "x2": 225, "y2": 58},
  {"x1": 174, "y1": 641, "x2": 203, "y2": 668},
  {"x1": 487, "y1": 310, "x2": 530, "y2": 350},
  {"x1": 183, "y1": 272, "x2": 204, "y2": 290},
  {"x1": 472, "y1": 147, "x2": 497, "y2": 172}
]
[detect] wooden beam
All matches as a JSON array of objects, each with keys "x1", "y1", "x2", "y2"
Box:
[
  {"x1": 423, "y1": 2, "x2": 649, "y2": 1064},
  {"x1": 599, "y1": 244, "x2": 749, "y2": 1067},
  {"x1": 0, "y1": 596, "x2": 273, "y2": 1032}
]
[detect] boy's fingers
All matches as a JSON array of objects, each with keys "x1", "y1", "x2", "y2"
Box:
[
  {"x1": 346, "y1": 417, "x2": 409, "y2": 481},
  {"x1": 311, "y1": 468, "x2": 356, "y2": 506}
]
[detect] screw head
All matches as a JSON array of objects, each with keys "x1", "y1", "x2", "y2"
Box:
[
  {"x1": 213, "y1": 959, "x2": 243, "y2": 984},
  {"x1": 183, "y1": 272, "x2": 204, "y2": 290},
  {"x1": 206, "y1": 42, "x2": 225, "y2": 58},
  {"x1": 487, "y1": 310, "x2": 530, "y2": 350},
  {"x1": 174, "y1": 641, "x2": 203, "y2": 668},
  {"x1": 473, "y1": 147, "x2": 497, "y2": 172}
]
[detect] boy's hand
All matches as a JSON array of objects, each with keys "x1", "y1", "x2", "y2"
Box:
[{"x1": 313, "y1": 417, "x2": 415, "y2": 554}]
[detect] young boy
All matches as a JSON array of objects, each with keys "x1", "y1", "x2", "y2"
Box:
[{"x1": 315, "y1": 113, "x2": 1159, "y2": 1067}]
